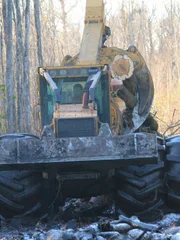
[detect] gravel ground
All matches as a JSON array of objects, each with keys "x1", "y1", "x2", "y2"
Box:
[{"x1": 0, "y1": 197, "x2": 180, "y2": 240}]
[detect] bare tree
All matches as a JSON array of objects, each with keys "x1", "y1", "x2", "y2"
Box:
[
  {"x1": 0, "y1": 12, "x2": 6, "y2": 113},
  {"x1": 23, "y1": 0, "x2": 31, "y2": 132},
  {"x1": 0, "y1": 0, "x2": 179, "y2": 135},
  {"x1": 14, "y1": 0, "x2": 24, "y2": 132},
  {"x1": 34, "y1": 0, "x2": 43, "y2": 66},
  {"x1": 2, "y1": 0, "x2": 16, "y2": 133},
  {"x1": 128, "y1": 0, "x2": 135, "y2": 45}
]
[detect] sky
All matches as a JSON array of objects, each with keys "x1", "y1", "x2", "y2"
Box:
[
  {"x1": 60, "y1": 0, "x2": 168, "y2": 38},
  {"x1": 105, "y1": 0, "x2": 166, "y2": 14},
  {"x1": 55, "y1": 0, "x2": 170, "y2": 41},
  {"x1": 67, "y1": 0, "x2": 167, "y2": 24}
]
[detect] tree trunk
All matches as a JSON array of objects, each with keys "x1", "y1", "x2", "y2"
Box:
[
  {"x1": 0, "y1": 22, "x2": 5, "y2": 113},
  {"x1": 0, "y1": 22, "x2": 7, "y2": 132},
  {"x1": 34, "y1": 0, "x2": 43, "y2": 66},
  {"x1": 128, "y1": 1, "x2": 135, "y2": 45},
  {"x1": 59, "y1": 0, "x2": 70, "y2": 56},
  {"x1": 14, "y1": 0, "x2": 24, "y2": 132},
  {"x1": 2, "y1": 0, "x2": 15, "y2": 133},
  {"x1": 23, "y1": 0, "x2": 31, "y2": 132}
]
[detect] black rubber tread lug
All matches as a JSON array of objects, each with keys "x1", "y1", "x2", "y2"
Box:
[
  {"x1": 0, "y1": 193, "x2": 24, "y2": 212},
  {"x1": 115, "y1": 160, "x2": 164, "y2": 216},
  {"x1": 167, "y1": 192, "x2": 180, "y2": 205},
  {"x1": 15, "y1": 202, "x2": 42, "y2": 218},
  {"x1": 136, "y1": 199, "x2": 164, "y2": 216},
  {"x1": 120, "y1": 181, "x2": 163, "y2": 199},
  {"x1": 165, "y1": 135, "x2": 180, "y2": 208},
  {"x1": 0, "y1": 134, "x2": 45, "y2": 218},
  {"x1": 126, "y1": 162, "x2": 164, "y2": 177},
  {"x1": 166, "y1": 173, "x2": 180, "y2": 183},
  {"x1": 13, "y1": 171, "x2": 38, "y2": 181},
  {"x1": 117, "y1": 190, "x2": 146, "y2": 208},
  {"x1": 0, "y1": 175, "x2": 24, "y2": 191},
  {"x1": 117, "y1": 189, "x2": 157, "y2": 209},
  {"x1": 0, "y1": 174, "x2": 42, "y2": 201},
  {"x1": 0, "y1": 171, "x2": 44, "y2": 218},
  {"x1": 116, "y1": 167, "x2": 163, "y2": 189},
  {"x1": 13, "y1": 183, "x2": 42, "y2": 202},
  {"x1": 115, "y1": 170, "x2": 147, "y2": 188}
]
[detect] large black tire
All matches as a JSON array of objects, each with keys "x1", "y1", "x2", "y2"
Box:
[
  {"x1": 0, "y1": 170, "x2": 44, "y2": 218},
  {"x1": 165, "y1": 135, "x2": 180, "y2": 210},
  {"x1": 115, "y1": 137, "x2": 165, "y2": 218},
  {"x1": 0, "y1": 134, "x2": 44, "y2": 218}
]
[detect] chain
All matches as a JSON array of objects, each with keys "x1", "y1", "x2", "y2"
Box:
[{"x1": 48, "y1": 174, "x2": 63, "y2": 209}]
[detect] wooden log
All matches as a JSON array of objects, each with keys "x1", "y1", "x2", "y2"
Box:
[
  {"x1": 117, "y1": 84, "x2": 137, "y2": 110},
  {"x1": 111, "y1": 223, "x2": 132, "y2": 233},
  {"x1": 118, "y1": 215, "x2": 159, "y2": 231},
  {"x1": 110, "y1": 54, "x2": 137, "y2": 110},
  {"x1": 110, "y1": 54, "x2": 134, "y2": 81}
]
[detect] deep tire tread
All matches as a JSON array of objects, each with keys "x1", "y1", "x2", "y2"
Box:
[
  {"x1": 0, "y1": 135, "x2": 45, "y2": 218},
  {"x1": 165, "y1": 135, "x2": 180, "y2": 210},
  {"x1": 0, "y1": 171, "x2": 43, "y2": 218},
  {"x1": 115, "y1": 161, "x2": 164, "y2": 216}
]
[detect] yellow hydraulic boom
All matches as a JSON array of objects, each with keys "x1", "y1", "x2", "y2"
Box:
[{"x1": 77, "y1": 0, "x2": 105, "y2": 65}]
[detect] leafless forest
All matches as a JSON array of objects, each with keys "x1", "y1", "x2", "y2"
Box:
[{"x1": 0, "y1": 0, "x2": 180, "y2": 135}]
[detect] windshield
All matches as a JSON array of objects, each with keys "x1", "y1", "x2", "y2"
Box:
[
  {"x1": 54, "y1": 78, "x2": 86, "y2": 104},
  {"x1": 40, "y1": 76, "x2": 87, "y2": 126}
]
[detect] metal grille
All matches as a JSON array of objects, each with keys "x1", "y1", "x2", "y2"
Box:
[{"x1": 55, "y1": 118, "x2": 97, "y2": 138}]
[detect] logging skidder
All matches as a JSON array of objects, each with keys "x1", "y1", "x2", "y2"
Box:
[{"x1": 0, "y1": 0, "x2": 179, "y2": 218}]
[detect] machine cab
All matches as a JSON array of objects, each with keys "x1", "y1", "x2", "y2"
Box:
[{"x1": 38, "y1": 65, "x2": 111, "y2": 138}]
